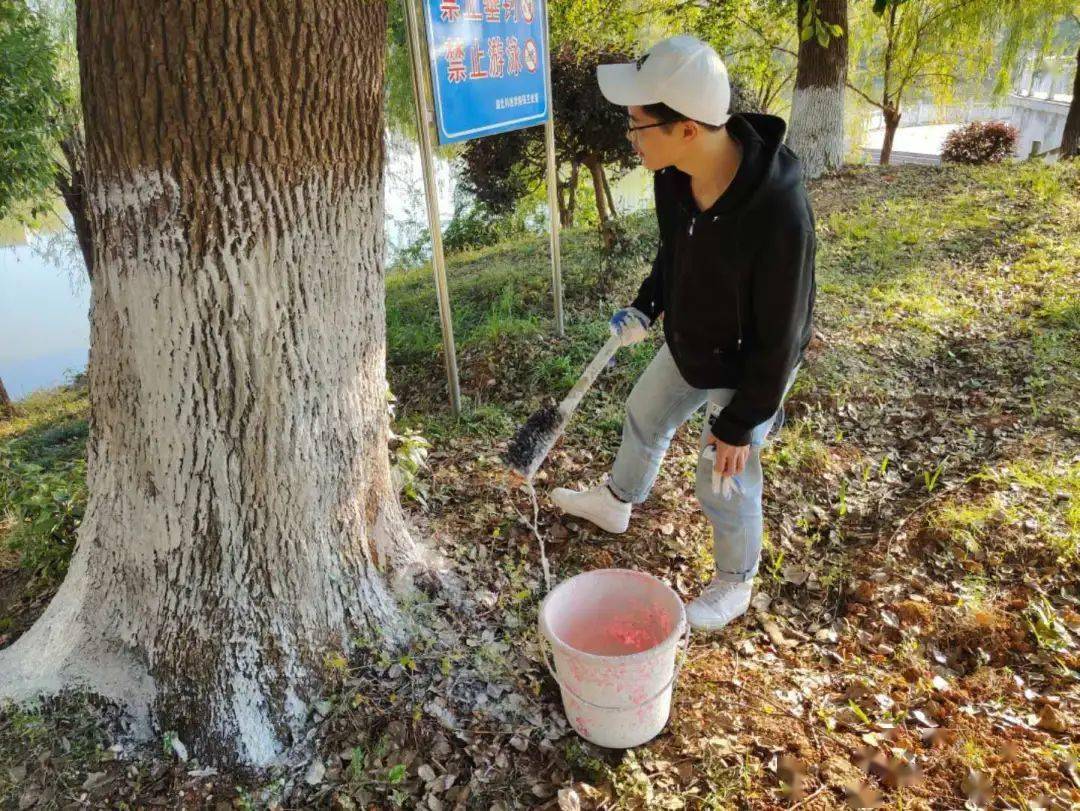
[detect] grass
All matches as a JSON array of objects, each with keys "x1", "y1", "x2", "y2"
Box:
[
  {"x1": 931, "y1": 457, "x2": 1080, "y2": 564},
  {"x1": 0, "y1": 384, "x2": 88, "y2": 465}
]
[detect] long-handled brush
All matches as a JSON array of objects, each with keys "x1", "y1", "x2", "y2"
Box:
[{"x1": 503, "y1": 334, "x2": 622, "y2": 479}]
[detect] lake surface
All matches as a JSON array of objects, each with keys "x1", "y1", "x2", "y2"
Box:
[
  {"x1": 0, "y1": 226, "x2": 90, "y2": 400},
  {"x1": 0, "y1": 149, "x2": 652, "y2": 403}
]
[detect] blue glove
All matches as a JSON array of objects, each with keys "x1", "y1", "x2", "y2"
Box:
[{"x1": 609, "y1": 307, "x2": 651, "y2": 348}]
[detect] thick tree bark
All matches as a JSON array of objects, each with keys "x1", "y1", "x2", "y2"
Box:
[
  {"x1": 787, "y1": 0, "x2": 848, "y2": 179},
  {"x1": 1061, "y1": 42, "x2": 1079, "y2": 159},
  {"x1": 0, "y1": 0, "x2": 418, "y2": 770}
]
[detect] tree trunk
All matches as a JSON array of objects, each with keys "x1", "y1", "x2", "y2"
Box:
[
  {"x1": 1061, "y1": 42, "x2": 1080, "y2": 159},
  {"x1": 787, "y1": 0, "x2": 848, "y2": 179},
  {"x1": 0, "y1": 0, "x2": 418, "y2": 771},
  {"x1": 557, "y1": 162, "x2": 580, "y2": 228},
  {"x1": 585, "y1": 156, "x2": 615, "y2": 248},
  {"x1": 55, "y1": 128, "x2": 94, "y2": 279},
  {"x1": 600, "y1": 164, "x2": 617, "y2": 220},
  {"x1": 880, "y1": 106, "x2": 902, "y2": 166},
  {"x1": 564, "y1": 162, "x2": 580, "y2": 227},
  {"x1": 877, "y1": 5, "x2": 900, "y2": 167},
  {"x1": 0, "y1": 376, "x2": 13, "y2": 418}
]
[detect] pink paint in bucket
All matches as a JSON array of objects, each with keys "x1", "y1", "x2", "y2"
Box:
[{"x1": 539, "y1": 568, "x2": 688, "y2": 748}]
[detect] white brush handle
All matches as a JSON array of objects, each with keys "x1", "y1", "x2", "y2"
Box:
[
  {"x1": 557, "y1": 333, "x2": 622, "y2": 418},
  {"x1": 521, "y1": 334, "x2": 622, "y2": 479}
]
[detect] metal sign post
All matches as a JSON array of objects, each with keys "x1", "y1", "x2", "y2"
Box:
[
  {"x1": 541, "y1": 4, "x2": 564, "y2": 336},
  {"x1": 402, "y1": 0, "x2": 565, "y2": 410},
  {"x1": 403, "y1": 0, "x2": 462, "y2": 415}
]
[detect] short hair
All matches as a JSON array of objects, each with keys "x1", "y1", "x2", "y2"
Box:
[{"x1": 641, "y1": 102, "x2": 725, "y2": 133}]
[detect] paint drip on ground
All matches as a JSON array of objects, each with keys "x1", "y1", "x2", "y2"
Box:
[{"x1": 520, "y1": 480, "x2": 552, "y2": 592}]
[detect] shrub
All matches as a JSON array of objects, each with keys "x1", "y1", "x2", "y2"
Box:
[
  {"x1": 941, "y1": 121, "x2": 1019, "y2": 165},
  {"x1": 0, "y1": 445, "x2": 85, "y2": 589}
]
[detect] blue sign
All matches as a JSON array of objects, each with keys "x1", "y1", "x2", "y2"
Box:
[{"x1": 422, "y1": 0, "x2": 550, "y2": 144}]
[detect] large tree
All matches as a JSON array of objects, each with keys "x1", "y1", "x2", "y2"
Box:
[
  {"x1": 0, "y1": 0, "x2": 420, "y2": 769},
  {"x1": 786, "y1": 0, "x2": 848, "y2": 178}
]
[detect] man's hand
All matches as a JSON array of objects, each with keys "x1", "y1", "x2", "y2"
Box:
[
  {"x1": 609, "y1": 307, "x2": 650, "y2": 347},
  {"x1": 705, "y1": 432, "x2": 749, "y2": 477}
]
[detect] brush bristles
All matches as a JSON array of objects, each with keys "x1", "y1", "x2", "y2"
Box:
[{"x1": 503, "y1": 404, "x2": 561, "y2": 475}]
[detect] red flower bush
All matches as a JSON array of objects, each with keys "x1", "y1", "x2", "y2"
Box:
[{"x1": 941, "y1": 120, "x2": 1020, "y2": 165}]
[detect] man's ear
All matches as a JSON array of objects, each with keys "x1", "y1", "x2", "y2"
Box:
[{"x1": 679, "y1": 119, "x2": 700, "y2": 142}]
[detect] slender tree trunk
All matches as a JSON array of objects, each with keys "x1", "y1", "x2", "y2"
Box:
[
  {"x1": 877, "y1": 5, "x2": 900, "y2": 167},
  {"x1": 0, "y1": 0, "x2": 418, "y2": 771},
  {"x1": 565, "y1": 162, "x2": 580, "y2": 227},
  {"x1": 585, "y1": 156, "x2": 615, "y2": 248},
  {"x1": 600, "y1": 164, "x2": 617, "y2": 220},
  {"x1": 1061, "y1": 42, "x2": 1080, "y2": 159},
  {"x1": 55, "y1": 130, "x2": 94, "y2": 279},
  {"x1": 557, "y1": 162, "x2": 580, "y2": 228},
  {"x1": 787, "y1": 0, "x2": 848, "y2": 179},
  {"x1": 880, "y1": 105, "x2": 901, "y2": 166},
  {"x1": 0, "y1": 376, "x2": 13, "y2": 418}
]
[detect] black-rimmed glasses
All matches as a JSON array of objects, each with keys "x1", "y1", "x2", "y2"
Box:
[{"x1": 627, "y1": 120, "x2": 675, "y2": 137}]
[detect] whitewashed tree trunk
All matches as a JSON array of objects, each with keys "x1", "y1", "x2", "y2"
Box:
[
  {"x1": 787, "y1": 0, "x2": 848, "y2": 179},
  {"x1": 0, "y1": 1, "x2": 419, "y2": 769}
]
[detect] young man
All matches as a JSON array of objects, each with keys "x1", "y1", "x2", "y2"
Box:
[{"x1": 550, "y1": 36, "x2": 817, "y2": 631}]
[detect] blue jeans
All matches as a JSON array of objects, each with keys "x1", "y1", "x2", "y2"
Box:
[{"x1": 607, "y1": 343, "x2": 797, "y2": 583}]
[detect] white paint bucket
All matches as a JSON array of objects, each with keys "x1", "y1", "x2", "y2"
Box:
[{"x1": 539, "y1": 568, "x2": 689, "y2": 748}]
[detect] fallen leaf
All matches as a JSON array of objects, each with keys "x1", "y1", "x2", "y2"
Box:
[
  {"x1": 558, "y1": 787, "x2": 581, "y2": 811},
  {"x1": 782, "y1": 564, "x2": 810, "y2": 586},
  {"x1": 1037, "y1": 705, "x2": 1067, "y2": 733},
  {"x1": 305, "y1": 759, "x2": 326, "y2": 786}
]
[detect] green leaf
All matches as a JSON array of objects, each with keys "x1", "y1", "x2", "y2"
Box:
[{"x1": 387, "y1": 764, "x2": 406, "y2": 784}]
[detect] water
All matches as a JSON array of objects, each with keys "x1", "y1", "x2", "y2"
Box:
[{"x1": 0, "y1": 224, "x2": 90, "y2": 400}]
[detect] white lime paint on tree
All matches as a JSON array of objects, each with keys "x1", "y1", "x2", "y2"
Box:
[
  {"x1": 0, "y1": 1, "x2": 424, "y2": 769},
  {"x1": 787, "y1": 85, "x2": 847, "y2": 178},
  {"x1": 786, "y1": 0, "x2": 848, "y2": 179}
]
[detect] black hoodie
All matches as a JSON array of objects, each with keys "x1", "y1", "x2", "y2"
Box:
[{"x1": 629, "y1": 112, "x2": 816, "y2": 446}]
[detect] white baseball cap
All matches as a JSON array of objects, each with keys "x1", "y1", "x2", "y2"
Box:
[{"x1": 596, "y1": 35, "x2": 731, "y2": 127}]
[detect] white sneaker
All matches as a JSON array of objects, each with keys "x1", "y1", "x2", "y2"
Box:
[
  {"x1": 550, "y1": 481, "x2": 631, "y2": 534},
  {"x1": 686, "y1": 579, "x2": 753, "y2": 631}
]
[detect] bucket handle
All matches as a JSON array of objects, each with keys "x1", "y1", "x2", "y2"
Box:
[{"x1": 541, "y1": 624, "x2": 691, "y2": 713}]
